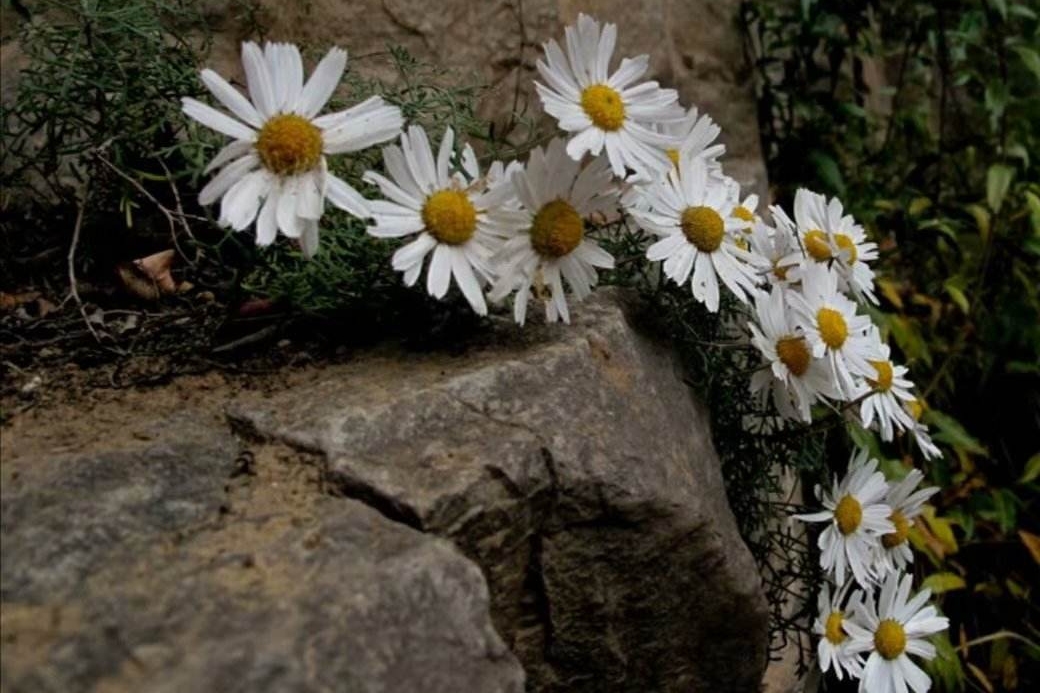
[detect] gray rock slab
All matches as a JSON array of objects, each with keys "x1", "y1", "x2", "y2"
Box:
[
  {"x1": 229, "y1": 291, "x2": 769, "y2": 692},
  {"x1": 1, "y1": 416, "x2": 524, "y2": 693}
]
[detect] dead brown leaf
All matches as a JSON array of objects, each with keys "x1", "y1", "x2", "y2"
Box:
[{"x1": 117, "y1": 249, "x2": 185, "y2": 300}]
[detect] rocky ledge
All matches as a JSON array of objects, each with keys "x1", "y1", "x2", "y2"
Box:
[{"x1": 1, "y1": 292, "x2": 767, "y2": 692}]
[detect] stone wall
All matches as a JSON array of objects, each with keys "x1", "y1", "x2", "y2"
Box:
[{"x1": 195, "y1": 0, "x2": 766, "y2": 195}]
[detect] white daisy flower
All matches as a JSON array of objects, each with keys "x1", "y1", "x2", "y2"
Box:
[
  {"x1": 631, "y1": 156, "x2": 759, "y2": 311},
  {"x1": 535, "y1": 13, "x2": 683, "y2": 177},
  {"x1": 489, "y1": 138, "x2": 617, "y2": 325},
  {"x1": 875, "y1": 469, "x2": 939, "y2": 575},
  {"x1": 858, "y1": 331, "x2": 918, "y2": 441},
  {"x1": 182, "y1": 41, "x2": 403, "y2": 256},
  {"x1": 748, "y1": 285, "x2": 840, "y2": 422},
  {"x1": 730, "y1": 191, "x2": 760, "y2": 243},
  {"x1": 845, "y1": 571, "x2": 949, "y2": 693},
  {"x1": 742, "y1": 206, "x2": 802, "y2": 290},
  {"x1": 364, "y1": 125, "x2": 519, "y2": 315},
  {"x1": 659, "y1": 106, "x2": 726, "y2": 173},
  {"x1": 790, "y1": 188, "x2": 879, "y2": 304},
  {"x1": 788, "y1": 263, "x2": 883, "y2": 398},
  {"x1": 909, "y1": 420, "x2": 943, "y2": 461},
  {"x1": 814, "y1": 582, "x2": 864, "y2": 680},
  {"x1": 795, "y1": 449, "x2": 894, "y2": 587}
]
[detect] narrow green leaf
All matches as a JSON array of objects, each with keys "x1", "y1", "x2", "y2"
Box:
[
  {"x1": 1019, "y1": 453, "x2": 1040, "y2": 484},
  {"x1": 924, "y1": 410, "x2": 988, "y2": 456},
  {"x1": 944, "y1": 282, "x2": 970, "y2": 314},
  {"x1": 986, "y1": 165, "x2": 1014, "y2": 212},
  {"x1": 1012, "y1": 45, "x2": 1040, "y2": 82}
]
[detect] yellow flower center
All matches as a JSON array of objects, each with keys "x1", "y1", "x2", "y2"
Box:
[
  {"x1": 734, "y1": 206, "x2": 755, "y2": 223},
  {"x1": 882, "y1": 509, "x2": 911, "y2": 548},
  {"x1": 666, "y1": 148, "x2": 680, "y2": 169},
  {"x1": 834, "y1": 494, "x2": 863, "y2": 535},
  {"x1": 422, "y1": 189, "x2": 477, "y2": 245},
  {"x1": 874, "y1": 619, "x2": 907, "y2": 660},
  {"x1": 835, "y1": 234, "x2": 858, "y2": 263},
  {"x1": 804, "y1": 230, "x2": 858, "y2": 263},
  {"x1": 776, "y1": 336, "x2": 811, "y2": 376},
  {"x1": 734, "y1": 237, "x2": 750, "y2": 251},
  {"x1": 817, "y1": 307, "x2": 849, "y2": 349},
  {"x1": 772, "y1": 262, "x2": 791, "y2": 281},
  {"x1": 530, "y1": 199, "x2": 584, "y2": 258},
  {"x1": 680, "y1": 206, "x2": 725, "y2": 252},
  {"x1": 255, "y1": 114, "x2": 323, "y2": 176},
  {"x1": 825, "y1": 611, "x2": 847, "y2": 645},
  {"x1": 580, "y1": 84, "x2": 626, "y2": 131},
  {"x1": 804, "y1": 229, "x2": 832, "y2": 261},
  {"x1": 907, "y1": 398, "x2": 925, "y2": 421},
  {"x1": 868, "y1": 360, "x2": 894, "y2": 392}
]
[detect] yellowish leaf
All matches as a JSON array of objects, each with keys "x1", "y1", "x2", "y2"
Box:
[
  {"x1": 967, "y1": 662, "x2": 995, "y2": 693},
  {"x1": 910, "y1": 196, "x2": 933, "y2": 216},
  {"x1": 922, "y1": 572, "x2": 966, "y2": 593},
  {"x1": 1019, "y1": 530, "x2": 1040, "y2": 565},
  {"x1": 877, "y1": 278, "x2": 904, "y2": 309},
  {"x1": 966, "y1": 203, "x2": 992, "y2": 242},
  {"x1": 920, "y1": 506, "x2": 959, "y2": 555}
]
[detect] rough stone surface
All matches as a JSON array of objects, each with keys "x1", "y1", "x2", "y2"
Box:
[
  {"x1": 192, "y1": 0, "x2": 766, "y2": 196},
  {"x1": 229, "y1": 290, "x2": 769, "y2": 692},
  {"x1": 1, "y1": 412, "x2": 524, "y2": 693},
  {"x1": 3, "y1": 1, "x2": 765, "y2": 195}
]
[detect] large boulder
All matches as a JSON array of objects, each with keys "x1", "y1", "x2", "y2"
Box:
[
  {"x1": 229, "y1": 290, "x2": 769, "y2": 692},
  {"x1": 0, "y1": 413, "x2": 524, "y2": 693}
]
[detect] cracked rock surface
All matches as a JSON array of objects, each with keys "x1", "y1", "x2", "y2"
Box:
[
  {"x1": 229, "y1": 291, "x2": 768, "y2": 691},
  {"x1": 1, "y1": 292, "x2": 767, "y2": 692},
  {"x1": 1, "y1": 409, "x2": 524, "y2": 692}
]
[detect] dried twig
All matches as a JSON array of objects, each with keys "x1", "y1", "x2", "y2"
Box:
[
  {"x1": 67, "y1": 189, "x2": 103, "y2": 345},
  {"x1": 158, "y1": 158, "x2": 201, "y2": 264},
  {"x1": 95, "y1": 154, "x2": 204, "y2": 266}
]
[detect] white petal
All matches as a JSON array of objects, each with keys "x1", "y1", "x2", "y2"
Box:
[
  {"x1": 298, "y1": 47, "x2": 347, "y2": 117},
  {"x1": 182, "y1": 98, "x2": 256, "y2": 141},
  {"x1": 199, "y1": 154, "x2": 259, "y2": 206},
  {"x1": 427, "y1": 244, "x2": 452, "y2": 298},
  {"x1": 326, "y1": 175, "x2": 371, "y2": 218},
  {"x1": 452, "y1": 247, "x2": 487, "y2": 315},
  {"x1": 241, "y1": 42, "x2": 277, "y2": 118},
  {"x1": 392, "y1": 233, "x2": 437, "y2": 271},
  {"x1": 256, "y1": 191, "x2": 278, "y2": 245},
  {"x1": 299, "y1": 219, "x2": 320, "y2": 258},
  {"x1": 200, "y1": 69, "x2": 263, "y2": 128},
  {"x1": 204, "y1": 140, "x2": 253, "y2": 175}
]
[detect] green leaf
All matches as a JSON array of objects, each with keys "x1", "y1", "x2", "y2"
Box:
[
  {"x1": 924, "y1": 410, "x2": 988, "y2": 456},
  {"x1": 966, "y1": 203, "x2": 992, "y2": 241},
  {"x1": 889, "y1": 315, "x2": 932, "y2": 365},
  {"x1": 909, "y1": 197, "x2": 933, "y2": 217},
  {"x1": 808, "y1": 150, "x2": 846, "y2": 196},
  {"x1": 922, "y1": 632, "x2": 965, "y2": 692},
  {"x1": 1006, "y1": 143, "x2": 1030, "y2": 167},
  {"x1": 991, "y1": 489, "x2": 1018, "y2": 534},
  {"x1": 1012, "y1": 45, "x2": 1040, "y2": 82},
  {"x1": 923, "y1": 572, "x2": 967, "y2": 593},
  {"x1": 1019, "y1": 453, "x2": 1040, "y2": 484},
  {"x1": 944, "y1": 281, "x2": 970, "y2": 314},
  {"x1": 1025, "y1": 191, "x2": 1040, "y2": 233},
  {"x1": 1010, "y1": 4, "x2": 1038, "y2": 19},
  {"x1": 988, "y1": 0, "x2": 1008, "y2": 19},
  {"x1": 986, "y1": 164, "x2": 1015, "y2": 212}
]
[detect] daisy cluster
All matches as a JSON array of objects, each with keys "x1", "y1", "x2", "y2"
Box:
[
  {"x1": 796, "y1": 452, "x2": 948, "y2": 692},
  {"x1": 182, "y1": 18, "x2": 950, "y2": 691}
]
